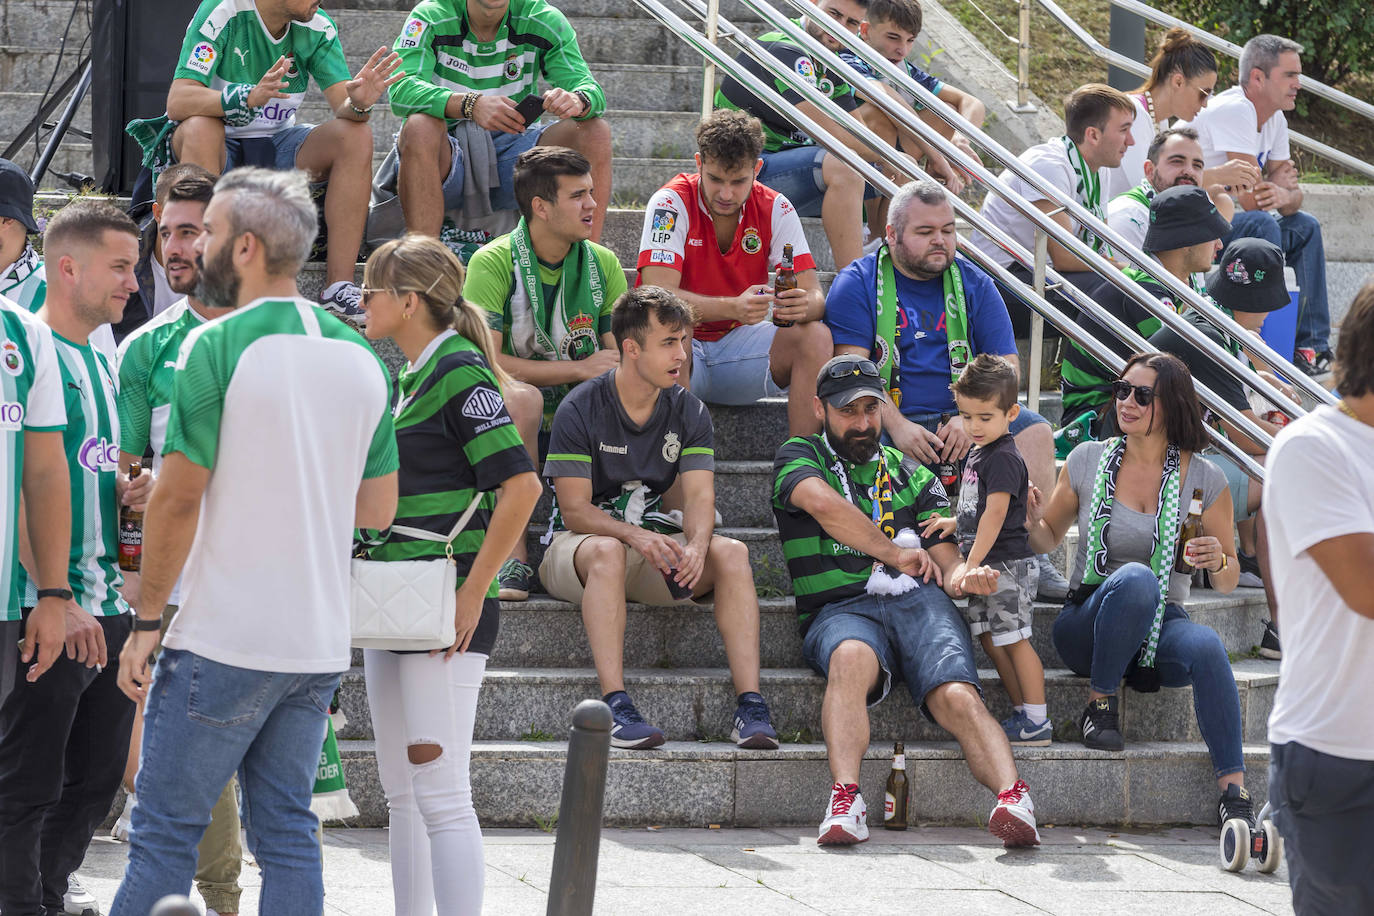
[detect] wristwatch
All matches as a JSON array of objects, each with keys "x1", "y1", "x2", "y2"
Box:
[
  {"x1": 132, "y1": 617, "x2": 162, "y2": 632},
  {"x1": 35, "y1": 588, "x2": 72, "y2": 601}
]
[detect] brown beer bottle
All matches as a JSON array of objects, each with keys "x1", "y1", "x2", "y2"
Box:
[
  {"x1": 772, "y1": 243, "x2": 797, "y2": 327},
  {"x1": 118, "y1": 462, "x2": 144, "y2": 572},
  {"x1": 1173, "y1": 487, "x2": 1204, "y2": 575},
  {"x1": 883, "y1": 740, "x2": 908, "y2": 830}
]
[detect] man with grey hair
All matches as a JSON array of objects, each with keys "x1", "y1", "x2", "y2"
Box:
[
  {"x1": 1183, "y1": 34, "x2": 1332, "y2": 378},
  {"x1": 107, "y1": 167, "x2": 400, "y2": 915},
  {"x1": 824, "y1": 180, "x2": 1070, "y2": 601}
]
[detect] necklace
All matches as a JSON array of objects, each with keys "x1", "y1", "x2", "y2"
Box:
[{"x1": 1338, "y1": 399, "x2": 1365, "y2": 424}]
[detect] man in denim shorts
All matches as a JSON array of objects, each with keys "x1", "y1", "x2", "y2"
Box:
[{"x1": 772, "y1": 354, "x2": 1041, "y2": 849}]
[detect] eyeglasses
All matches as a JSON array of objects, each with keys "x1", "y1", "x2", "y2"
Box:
[
  {"x1": 1112, "y1": 380, "x2": 1155, "y2": 407},
  {"x1": 826, "y1": 358, "x2": 880, "y2": 379},
  {"x1": 1197, "y1": 85, "x2": 1214, "y2": 103}
]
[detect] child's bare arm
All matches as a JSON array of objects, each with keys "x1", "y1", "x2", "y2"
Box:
[{"x1": 964, "y1": 491, "x2": 1011, "y2": 569}]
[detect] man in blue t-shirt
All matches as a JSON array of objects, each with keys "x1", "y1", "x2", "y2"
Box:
[{"x1": 825, "y1": 179, "x2": 1069, "y2": 599}]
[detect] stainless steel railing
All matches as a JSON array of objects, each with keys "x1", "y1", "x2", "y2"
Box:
[{"x1": 635, "y1": 0, "x2": 1267, "y2": 479}]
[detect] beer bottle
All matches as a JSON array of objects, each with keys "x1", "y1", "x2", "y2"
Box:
[
  {"x1": 1173, "y1": 487, "x2": 1204, "y2": 575},
  {"x1": 883, "y1": 740, "x2": 908, "y2": 830},
  {"x1": 772, "y1": 243, "x2": 797, "y2": 328},
  {"x1": 118, "y1": 462, "x2": 144, "y2": 572}
]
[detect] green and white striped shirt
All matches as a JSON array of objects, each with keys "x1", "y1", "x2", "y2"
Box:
[
  {"x1": 1, "y1": 297, "x2": 67, "y2": 616},
  {"x1": 18, "y1": 330, "x2": 128, "y2": 617},
  {"x1": 0, "y1": 245, "x2": 47, "y2": 314},
  {"x1": 116, "y1": 297, "x2": 206, "y2": 474}
]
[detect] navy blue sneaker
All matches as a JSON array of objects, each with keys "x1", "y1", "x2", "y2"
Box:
[
  {"x1": 605, "y1": 691, "x2": 665, "y2": 750},
  {"x1": 731, "y1": 692, "x2": 779, "y2": 749},
  {"x1": 1000, "y1": 711, "x2": 1053, "y2": 747}
]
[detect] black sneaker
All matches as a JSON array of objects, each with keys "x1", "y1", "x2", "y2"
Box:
[
  {"x1": 1217, "y1": 783, "x2": 1256, "y2": 829},
  {"x1": 1259, "y1": 620, "x2": 1282, "y2": 660},
  {"x1": 1079, "y1": 696, "x2": 1124, "y2": 751}
]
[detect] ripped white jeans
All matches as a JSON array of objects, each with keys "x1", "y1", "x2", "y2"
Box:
[{"x1": 363, "y1": 649, "x2": 488, "y2": 916}]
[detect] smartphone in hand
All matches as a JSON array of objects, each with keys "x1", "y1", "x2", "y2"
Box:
[{"x1": 515, "y1": 93, "x2": 545, "y2": 127}]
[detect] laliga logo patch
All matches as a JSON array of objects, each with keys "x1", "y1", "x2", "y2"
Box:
[
  {"x1": 741, "y1": 228, "x2": 762, "y2": 255},
  {"x1": 78, "y1": 436, "x2": 119, "y2": 475},
  {"x1": 1225, "y1": 258, "x2": 1251, "y2": 285},
  {"x1": 400, "y1": 17, "x2": 425, "y2": 48},
  {"x1": 795, "y1": 57, "x2": 817, "y2": 83},
  {"x1": 188, "y1": 42, "x2": 216, "y2": 75},
  {"x1": 1, "y1": 339, "x2": 22, "y2": 376},
  {"x1": 503, "y1": 56, "x2": 522, "y2": 81},
  {"x1": 662, "y1": 431, "x2": 681, "y2": 462}
]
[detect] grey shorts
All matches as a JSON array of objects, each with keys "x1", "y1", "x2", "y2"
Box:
[{"x1": 961, "y1": 557, "x2": 1038, "y2": 647}]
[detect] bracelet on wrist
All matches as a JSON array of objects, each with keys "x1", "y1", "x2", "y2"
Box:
[
  {"x1": 460, "y1": 92, "x2": 479, "y2": 120},
  {"x1": 347, "y1": 98, "x2": 374, "y2": 116}
]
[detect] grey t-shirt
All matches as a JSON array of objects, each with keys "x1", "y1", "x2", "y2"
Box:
[{"x1": 1065, "y1": 440, "x2": 1227, "y2": 604}]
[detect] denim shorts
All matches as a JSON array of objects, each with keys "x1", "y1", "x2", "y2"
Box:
[
  {"x1": 395, "y1": 122, "x2": 548, "y2": 214},
  {"x1": 690, "y1": 320, "x2": 786, "y2": 404},
  {"x1": 801, "y1": 586, "x2": 981, "y2": 721},
  {"x1": 224, "y1": 124, "x2": 313, "y2": 171},
  {"x1": 758, "y1": 146, "x2": 828, "y2": 217}
]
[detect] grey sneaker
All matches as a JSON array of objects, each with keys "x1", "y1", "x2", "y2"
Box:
[
  {"x1": 497, "y1": 558, "x2": 533, "y2": 601},
  {"x1": 1035, "y1": 554, "x2": 1070, "y2": 601}
]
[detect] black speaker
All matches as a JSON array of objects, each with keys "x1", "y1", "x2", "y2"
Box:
[{"x1": 92, "y1": 0, "x2": 187, "y2": 194}]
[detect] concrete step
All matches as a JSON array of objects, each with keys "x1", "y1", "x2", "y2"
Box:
[
  {"x1": 348, "y1": 585, "x2": 1270, "y2": 672},
  {"x1": 335, "y1": 658, "x2": 1278, "y2": 746},
  {"x1": 337, "y1": 738, "x2": 1272, "y2": 828}
]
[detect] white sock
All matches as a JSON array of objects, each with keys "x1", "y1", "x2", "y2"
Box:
[
  {"x1": 1023, "y1": 703, "x2": 1048, "y2": 725},
  {"x1": 1013, "y1": 705, "x2": 1024, "y2": 715}
]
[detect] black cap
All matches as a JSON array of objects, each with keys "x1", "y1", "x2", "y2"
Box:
[
  {"x1": 816, "y1": 354, "x2": 888, "y2": 407},
  {"x1": 1206, "y1": 238, "x2": 1290, "y2": 313},
  {"x1": 1142, "y1": 185, "x2": 1230, "y2": 253},
  {"x1": 0, "y1": 160, "x2": 37, "y2": 234}
]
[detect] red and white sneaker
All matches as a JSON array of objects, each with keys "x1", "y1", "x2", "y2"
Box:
[
  {"x1": 818, "y1": 782, "x2": 869, "y2": 846},
  {"x1": 989, "y1": 779, "x2": 1041, "y2": 847}
]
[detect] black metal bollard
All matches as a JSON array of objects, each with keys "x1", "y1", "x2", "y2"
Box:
[
  {"x1": 545, "y1": 698, "x2": 613, "y2": 916},
  {"x1": 149, "y1": 895, "x2": 199, "y2": 916}
]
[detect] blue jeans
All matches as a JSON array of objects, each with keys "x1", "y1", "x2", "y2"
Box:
[
  {"x1": 1224, "y1": 209, "x2": 1329, "y2": 353},
  {"x1": 758, "y1": 146, "x2": 828, "y2": 217},
  {"x1": 801, "y1": 586, "x2": 981, "y2": 721},
  {"x1": 1051, "y1": 563, "x2": 1243, "y2": 778},
  {"x1": 109, "y1": 649, "x2": 342, "y2": 916}
]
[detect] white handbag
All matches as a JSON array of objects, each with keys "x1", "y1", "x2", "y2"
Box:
[{"x1": 349, "y1": 499, "x2": 482, "y2": 651}]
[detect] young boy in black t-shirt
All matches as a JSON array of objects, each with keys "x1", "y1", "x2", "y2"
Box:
[{"x1": 924, "y1": 355, "x2": 1050, "y2": 746}]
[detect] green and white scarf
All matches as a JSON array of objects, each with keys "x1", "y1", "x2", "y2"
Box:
[
  {"x1": 311, "y1": 705, "x2": 358, "y2": 822},
  {"x1": 1061, "y1": 135, "x2": 1114, "y2": 258},
  {"x1": 873, "y1": 243, "x2": 971, "y2": 407},
  {"x1": 507, "y1": 218, "x2": 606, "y2": 363},
  {"x1": 1080, "y1": 437, "x2": 1183, "y2": 667}
]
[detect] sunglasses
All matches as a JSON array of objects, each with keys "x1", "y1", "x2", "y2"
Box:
[
  {"x1": 358, "y1": 286, "x2": 391, "y2": 305},
  {"x1": 826, "y1": 359, "x2": 880, "y2": 379},
  {"x1": 1112, "y1": 380, "x2": 1155, "y2": 407},
  {"x1": 1197, "y1": 85, "x2": 1214, "y2": 103}
]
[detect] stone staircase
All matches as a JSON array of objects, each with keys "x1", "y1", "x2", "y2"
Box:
[{"x1": 2, "y1": 0, "x2": 1310, "y2": 831}]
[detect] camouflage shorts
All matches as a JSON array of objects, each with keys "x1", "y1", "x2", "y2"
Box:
[{"x1": 961, "y1": 557, "x2": 1038, "y2": 646}]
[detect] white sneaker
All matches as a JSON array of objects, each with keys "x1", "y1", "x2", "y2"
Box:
[
  {"x1": 111, "y1": 791, "x2": 135, "y2": 841},
  {"x1": 64, "y1": 874, "x2": 100, "y2": 915},
  {"x1": 818, "y1": 782, "x2": 869, "y2": 845},
  {"x1": 988, "y1": 779, "x2": 1041, "y2": 847}
]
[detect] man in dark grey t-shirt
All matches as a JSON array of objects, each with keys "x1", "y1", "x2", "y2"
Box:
[{"x1": 541, "y1": 286, "x2": 777, "y2": 751}]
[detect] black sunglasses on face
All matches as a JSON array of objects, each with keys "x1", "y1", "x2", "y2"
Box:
[
  {"x1": 826, "y1": 359, "x2": 880, "y2": 379},
  {"x1": 1112, "y1": 380, "x2": 1155, "y2": 407}
]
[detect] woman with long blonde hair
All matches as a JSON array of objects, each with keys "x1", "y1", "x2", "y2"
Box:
[{"x1": 357, "y1": 234, "x2": 543, "y2": 915}]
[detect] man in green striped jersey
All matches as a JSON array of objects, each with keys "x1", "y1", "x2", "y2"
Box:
[
  {"x1": 112, "y1": 170, "x2": 245, "y2": 916},
  {"x1": 163, "y1": 0, "x2": 405, "y2": 322},
  {"x1": 388, "y1": 0, "x2": 613, "y2": 242},
  {"x1": 109, "y1": 168, "x2": 398, "y2": 915},
  {"x1": 772, "y1": 355, "x2": 1040, "y2": 848},
  {"x1": 0, "y1": 200, "x2": 151, "y2": 916},
  {"x1": 465, "y1": 146, "x2": 625, "y2": 600},
  {"x1": 0, "y1": 161, "x2": 46, "y2": 317}
]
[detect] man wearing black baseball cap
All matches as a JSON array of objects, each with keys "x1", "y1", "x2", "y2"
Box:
[
  {"x1": 0, "y1": 159, "x2": 43, "y2": 313},
  {"x1": 1061, "y1": 184, "x2": 1231, "y2": 428},
  {"x1": 772, "y1": 354, "x2": 1043, "y2": 849},
  {"x1": 1150, "y1": 235, "x2": 1292, "y2": 657}
]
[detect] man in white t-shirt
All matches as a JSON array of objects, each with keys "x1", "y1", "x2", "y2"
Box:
[
  {"x1": 108, "y1": 168, "x2": 400, "y2": 916},
  {"x1": 1263, "y1": 282, "x2": 1374, "y2": 914},
  {"x1": 1182, "y1": 34, "x2": 1331, "y2": 377},
  {"x1": 1106, "y1": 127, "x2": 1234, "y2": 254},
  {"x1": 969, "y1": 84, "x2": 1136, "y2": 338}
]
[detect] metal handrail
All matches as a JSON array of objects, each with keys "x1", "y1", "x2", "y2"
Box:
[
  {"x1": 1035, "y1": 0, "x2": 1374, "y2": 182},
  {"x1": 638, "y1": 0, "x2": 1265, "y2": 479},
  {"x1": 1110, "y1": 0, "x2": 1374, "y2": 125},
  {"x1": 769, "y1": 0, "x2": 1327, "y2": 417}
]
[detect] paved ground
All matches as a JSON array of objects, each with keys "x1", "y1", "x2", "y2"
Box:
[{"x1": 75, "y1": 824, "x2": 1294, "y2": 915}]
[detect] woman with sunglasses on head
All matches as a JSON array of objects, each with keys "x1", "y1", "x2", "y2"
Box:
[
  {"x1": 1028, "y1": 353, "x2": 1252, "y2": 825},
  {"x1": 357, "y1": 234, "x2": 543, "y2": 916}
]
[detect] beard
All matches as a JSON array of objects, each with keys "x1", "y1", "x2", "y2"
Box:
[
  {"x1": 826, "y1": 422, "x2": 880, "y2": 464},
  {"x1": 195, "y1": 244, "x2": 241, "y2": 311},
  {"x1": 166, "y1": 258, "x2": 200, "y2": 296},
  {"x1": 889, "y1": 240, "x2": 950, "y2": 280}
]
